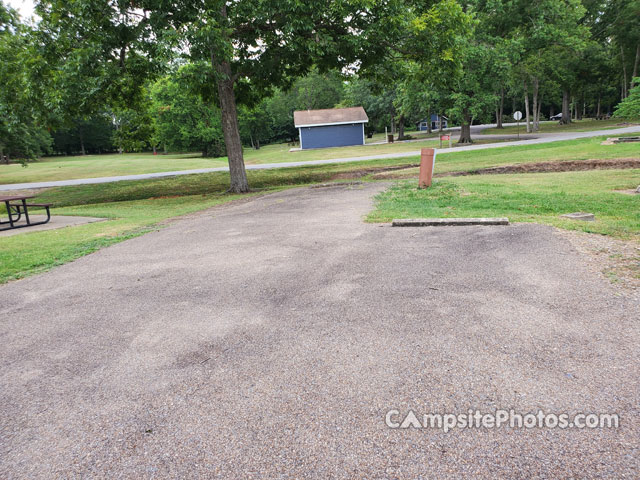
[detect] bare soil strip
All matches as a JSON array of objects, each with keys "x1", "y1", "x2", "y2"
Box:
[
  {"x1": 370, "y1": 157, "x2": 640, "y2": 179},
  {"x1": 330, "y1": 164, "x2": 418, "y2": 180},
  {"x1": 555, "y1": 229, "x2": 640, "y2": 292}
]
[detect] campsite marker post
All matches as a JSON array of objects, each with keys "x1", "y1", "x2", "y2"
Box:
[
  {"x1": 513, "y1": 110, "x2": 523, "y2": 140},
  {"x1": 419, "y1": 148, "x2": 436, "y2": 189}
]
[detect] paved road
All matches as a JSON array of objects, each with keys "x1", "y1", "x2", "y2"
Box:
[
  {"x1": 1, "y1": 184, "x2": 638, "y2": 478},
  {"x1": 1, "y1": 125, "x2": 638, "y2": 192}
]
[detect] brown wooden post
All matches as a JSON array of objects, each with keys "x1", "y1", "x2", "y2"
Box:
[{"x1": 418, "y1": 148, "x2": 436, "y2": 189}]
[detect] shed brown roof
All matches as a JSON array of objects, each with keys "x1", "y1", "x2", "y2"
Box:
[{"x1": 293, "y1": 107, "x2": 368, "y2": 127}]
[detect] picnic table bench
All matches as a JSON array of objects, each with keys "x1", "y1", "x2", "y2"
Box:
[{"x1": 0, "y1": 194, "x2": 52, "y2": 231}]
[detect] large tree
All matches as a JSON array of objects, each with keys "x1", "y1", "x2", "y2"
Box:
[
  {"x1": 39, "y1": 0, "x2": 399, "y2": 192},
  {"x1": 0, "y1": 1, "x2": 52, "y2": 162},
  {"x1": 36, "y1": 0, "x2": 162, "y2": 143},
  {"x1": 340, "y1": 78, "x2": 395, "y2": 135},
  {"x1": 358, "y1": 0, "x2": 471, "y2": 139},
  {"x1": 448, "y1": 43, "x2": 498, "y2": 143},
  {"x1": 150, "y1": 68, "x2": 226, "y2": 157},
  {"x1": 598, "y1": 0, "x2": 640, "y2": 99},
  {"x1": 38, "y1": 0, "x2": 474, "y2": 191}
]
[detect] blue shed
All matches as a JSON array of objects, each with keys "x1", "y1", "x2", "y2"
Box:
[
  {"x1": 294, "y1": 107, "x2": 368, "y2": 150},
  {"x1": 417, "y1": 114, "x2": 448, "y2": 131}
]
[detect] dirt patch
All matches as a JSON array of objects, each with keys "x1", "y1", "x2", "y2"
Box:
[
  {"x1": 310, "y1": 181, "x2": 363, "y2": 188},
  {"x1": 373, "y1": 158, "x2": 640, "y2": 179},
  {"x1": 555, "y1": 229, "x2": 640, "y2": 293},
  {"x1": 0, "y1": 187, "x2": 53, "y2": 196},
  {"x1": 615, "y1": 188, "x2": 640, "y2": 195},
  {"x1": 460, "y1": 158, "x2": 640, "y2": 175},
  {"x1": 329, "y1": 163, "x2": 418, "y2": 180}
]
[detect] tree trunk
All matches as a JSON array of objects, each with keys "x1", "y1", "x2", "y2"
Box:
[
  {"x1": 397, "y1": 115, "x2": 405, "y2": 140},
  {"x1": 427, "y1": 109, "x2": 432, "y2": 133},
  {"x1": 524, "y1": 79, "x2": 531, "y2": 133},
  {"x1": 561, "y1": 90, "x2": 571, "y2": 124},
  {"x1": 621, "y1": 46, "x2": 628, "y2": 99},
  {"x1": 214, "y1": 60, "x2": 249, "y2": 193},
  {"x1": 496, "y1": 87, "x2": 504, "y2": 128},
  {"x1": 390, "y1": 114, "x2": 396, "y2": 135},
  {"x1": 116, "y1": 123, "x2": 123, "y2": 154},
  {"x1": 458, "y1": 110, "x2": 472, "y2": 144},
  {"x1": 536, "y1": 94, "x2": 542, "y2": 128},
  {"x1": 532, "y1": 77, "x2": 539, "y2": 132},
  {"x1": 596, "y1": 95, "x2": 601, "y2": 119},
  {"x1": 1, "y1": 146, "x2": 5, "y2": 165},
  {"x1": 569, "y1": 98, "x2": 573, "y2": 121},
  {"x1": 632, "y1": 42, "x2": 640, "y2": 88},
  {"x1": 439, "y1": 113, "x2": 444, "y2": 132},
  {"x1": 80, "y1": 132, "x2": 85, "y2": 156}
]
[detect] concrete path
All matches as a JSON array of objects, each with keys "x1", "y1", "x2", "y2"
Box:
[
  {"x1": 0, "y1": 215, "x2": 106, "y2": 237},
  {"x1": 1, "y1": 125, "x2": 638, "y2": 192},
  {"x1": 1, "y1": 184, "x2": 638, "y2": 478}
]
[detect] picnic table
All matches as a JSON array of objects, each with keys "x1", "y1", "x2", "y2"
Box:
[{"x1": 0, "y1": 194, "x2": 52, "y2": 231}]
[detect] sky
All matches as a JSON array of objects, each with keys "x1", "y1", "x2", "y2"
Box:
[{"x1": 6, "y1": 0, "x2": 36, "y2": 19}]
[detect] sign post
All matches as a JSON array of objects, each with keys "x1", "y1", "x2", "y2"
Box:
[
  {"x1": 513, "y1": 111, "x2": 523, "y2": 140},
  {"x1": 419, "y1": 148, "x2": 436, "y2": 189}
]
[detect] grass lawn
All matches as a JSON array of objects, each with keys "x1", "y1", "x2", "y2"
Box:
[
  {"x1": 433, "y1": 135, "x2": 640, "y2": 174},
  {"x1": 0, "y1": 137, "x2": 445, "y2": 185},
  {"x1": 2, "y1": 130, "x2": 637, "y2": 186},
  {"x1": 2, "y1": 135, "x2": 639, "y2": 283},
  {"x1": 367, "y1": 169, "x2": 640, "y2": 240},
  {"x1": 481, "y1": 118, "x2": 636, "y2": 135}
]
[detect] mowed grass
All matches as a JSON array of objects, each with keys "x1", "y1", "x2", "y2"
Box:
[
  {"x1": 0, "y1": 137, "x2": 444, "y2": 185},
  {"x1": 2, "y1": 131, "x2": 638, "y2": 185},
  {"x1": 367, "y1": 169, "x2": 640, "y2": 240},
  {"x1": 0, "y1": 152, "x2": 227, "y2": 185},
  {"x1": 433, "y1": 135, "x2": 640, "y2": 174},
  {"x1": 481, "y1": 118, "x2": 635, "y2": 135}
]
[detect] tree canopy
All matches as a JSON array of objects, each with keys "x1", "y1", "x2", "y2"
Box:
[{"x1": 0, "y1": 0, "x2": 637, "y2": 167}]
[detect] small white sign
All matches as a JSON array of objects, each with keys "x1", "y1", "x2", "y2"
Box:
[{"x1": 513, "y1": 111, "x2": 523, "y2": 121}]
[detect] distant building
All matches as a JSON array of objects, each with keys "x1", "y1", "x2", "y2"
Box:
[
  {"x1": 416, "y1": 114, "x2": 448, "y2": 131},
  {"x1": 294, "y1": 107, "x2": 368, "y2": 149}
]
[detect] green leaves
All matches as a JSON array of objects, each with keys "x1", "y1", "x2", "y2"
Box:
[
  {"x1": 614, "y1": 78, "x2": 640, "y2": 118},
  {"x1": 0, "y1": 1, "x2": 52, "y2": 160},
  {"x1": 149, "y1": 68, "x2": 225, "y2": 156}
]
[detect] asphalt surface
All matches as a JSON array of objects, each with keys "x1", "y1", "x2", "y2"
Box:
[
  {"x1": 1, "y1": 184, "x2": 639, "y2": 478},
  {"x1": 1, "y1": 124, "x2": 639, "y2": 192}
]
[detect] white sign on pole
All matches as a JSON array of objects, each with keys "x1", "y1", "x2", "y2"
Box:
[{"x1": 513, "y1": 111, "x2": 523, "y2": 121}]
